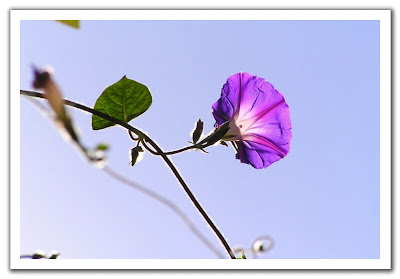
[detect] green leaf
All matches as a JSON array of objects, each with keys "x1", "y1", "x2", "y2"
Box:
[
  {"x1": 95, "y1": 143, "x2": 110, "y2": 151},
  {"x1": 236, "y1": 252, "x2": 246, "y2": 259},
  {"x1": 92, "y1": 76, "x2": 152, "y2": 130},
  {"x1": 56, "y1": 20, "x2": 80, "y2": 29}
]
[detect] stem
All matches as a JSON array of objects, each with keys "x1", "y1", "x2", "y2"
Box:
[
  {"x1": 140, "y1": 139, "x2": 206, "y2": 156},
  {"x1": 102, "y1": 166, "x2": 225, "y2": 259},
  {"x1": 143, "y1": 139, "x2": 236, "y2": 259},
  {"x1": 20, "y1": 255, "x2": 37, "y2": 259},
  {"x1": 140, "y1": 138, "x2": 159, "y2": 156},
  {"x1": 164, "y1": 145, "x2": 196, "y2": 155},
  {"x1": 128, "y1": 130, "x2": 139, "y2": 141},
  {"x1": 21, "y1": 90, "x2": 236, "y2": 259},
  {"x1": 140, "y1": 140, "x2": 202, "y2": 156}
]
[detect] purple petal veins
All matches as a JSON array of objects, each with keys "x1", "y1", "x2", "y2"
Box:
[{"x1": 212, "y1": 73, "x2": 292, "y2": 169}]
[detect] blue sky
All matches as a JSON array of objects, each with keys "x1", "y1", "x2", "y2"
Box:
[{"x1": 20, "y1": 19, "x2": 380, "y2": 259}]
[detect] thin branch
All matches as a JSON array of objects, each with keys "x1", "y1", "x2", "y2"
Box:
[
  {"x1": 140, "y1": 139, "x2": 160, "y2": 155},
  {"x1": 142, "y1": 140, "x2": 202, "y2": 156},
  {"x1": 21, "y1": 89, "x2": 236, "y2": 259},
  {"x1": 140, "y1": 139, "x2": 201, "y2": 156},
  {"x1": 128, "y1": 130, "x2": 139, "y2": 141},
  {"x1": 20, "y1": 255, "x2": 38, "y2": 259},
  {"x1": 101, "y1": 166, "x2": 225, "y2": 258},
  {"x1": 163, "y1": 145, "x2": 197, "y2": 155}
]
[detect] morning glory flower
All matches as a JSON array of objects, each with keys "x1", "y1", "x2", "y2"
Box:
[{"x1": 212, "y1": 73, "x2": 292, "y2": 169}]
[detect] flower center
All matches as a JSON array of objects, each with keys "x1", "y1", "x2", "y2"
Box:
[{"x1": 222, "y1": 117, "x2": 253, "y2": 141}]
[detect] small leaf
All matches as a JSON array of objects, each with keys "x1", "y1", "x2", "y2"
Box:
[
  {"x1": 56, "y1": 20, "x2": 80, "y2": 29},
  {"x1": 32, "y1": 253, "x2": 45, "y2": 259},
  {"x1": 192, "y1": 119, "x2": 204, "y2": 144},
  {"x1": 95, "y1": 143, "x2": 109, "y2": 151},
  {"x1": 92, "y1": 76, "x2": 152, "y2": 130},
  {"x1": 240, "y1": 252, "x2": 246, "y2": 259},
  {"x1": 199, "y1": 148, "x2": 209, "y2": 153},
  {"x1": 220, "y1": 141, "x2": 228, "y2": 147},
  {"x1": 48, "y1": 253, "x2": 60, "y2": 259},
  {"x1": 129, "y1": 146, "x2": 144, "y2": 167}
]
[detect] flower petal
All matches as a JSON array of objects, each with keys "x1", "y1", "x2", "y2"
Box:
[
  {"x1": 212, "y1": 97, "x2": 233, "y2": 126},
  {"x1": 235, "y1": 73, "x2": 271, "y2": 119},
  {"x1": 238, "y1": 78, "x2": 288, "y2": 125},
  {"x1": 245, "y1": 96, "x2": 292, "y2": 131},
  {"x1": 212, "y1": 73, "x2": 244, "y2": 125},
  {"x1": 236, "y1": 140, "x2": 287, "y2": 169},
  {"x1": 242, "y1": 133, "x2": 291, "y2": 157},
  {"x1": 242, "y1": 99, "x2": 292, "y2": 155}
]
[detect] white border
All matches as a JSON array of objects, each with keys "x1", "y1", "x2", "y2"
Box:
[{"x1": 10, "y1": 9, "x2": 391, "y2": 270}]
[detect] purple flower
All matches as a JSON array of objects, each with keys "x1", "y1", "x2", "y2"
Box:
[{"x1": 212, "y1": 73, "x2": 292, "y2": 169}]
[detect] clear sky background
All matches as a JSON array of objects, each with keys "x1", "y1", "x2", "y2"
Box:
[{"x1": 20, "y1": 19, "x2": 380, "y2": 259}]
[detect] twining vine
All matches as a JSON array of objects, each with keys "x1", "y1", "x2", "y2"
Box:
[{"x1": 20, "y1": 68, "x2": 291, "y2": 259}]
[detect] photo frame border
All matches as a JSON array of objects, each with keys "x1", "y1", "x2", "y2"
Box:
[{"x1": 10, "y1": 9, "x2": 391, "y2": 270}]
